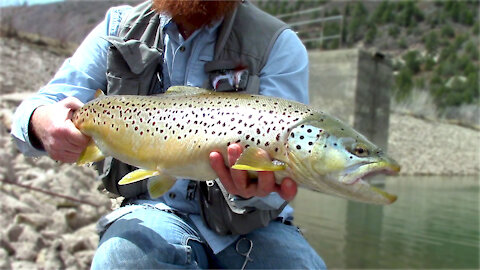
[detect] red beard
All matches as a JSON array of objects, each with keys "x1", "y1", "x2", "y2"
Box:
[{"x1": 152, "y1": 0, "x2": 239, "y2": 28}]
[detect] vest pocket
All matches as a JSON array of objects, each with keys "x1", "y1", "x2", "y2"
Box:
[
  {"x1": 105, "y1": 36, "x2": 164, "y2": 96},
  {"x1": 106, "y1": 45, "x2": 142, "y2": 95},
  {"x1": 106, "y1": 72, "x2": 141, "y2": 95}
]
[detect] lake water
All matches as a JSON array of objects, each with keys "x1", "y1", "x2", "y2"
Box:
[{"x1": 291, "y1": 176, "x2": 479, "y2": 269}]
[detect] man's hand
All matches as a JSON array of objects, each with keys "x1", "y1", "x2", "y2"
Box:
[
  {"x1": 209, "y1": 144, "x2": 297, "y2": 201},
  {"x1": 30, "y1": 97, "x2": 91, "y2": 163}
]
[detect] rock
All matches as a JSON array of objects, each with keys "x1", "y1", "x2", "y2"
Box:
[
  {"x1": 65, "y1": 205, "x2": 105, "y2": 230},
  {"x1": 10, "y1": 260, "x2": 37, "y2": 269},
  {"x1": 12, "y1": 242, "x2": 39, "y2": 261},
  {"x1": 14, "y1": 213, "x2": 52, "y2": 230},
  {"x1": 0, "y1": 235, "x2": 15, "y2": 256},
  {"x1": 0, "y1": 247, "x2": 11, "y2": 269},
  {"x1": 63, "y1": 224, "x2": 99, "y2": 254},
  {"x1": 6, "y1": 224, "x2": 24, "y2": 242},
  {"x1": 74, "y1": 250, "x2": 96, "y2": 269},
  {"x1": 15, "y1": 225, "x2": 46, "y2": 250},
  {"x1": 38, "y1": 240, "x2": 66, "y2": 270},
  {"x1": 0, "y1": 192, "x2": 32, "y2": 215},
  {"x1": 0, "y1": 108, "x2": 13, "y2": 132},
  {"x1": 49, "y1": 211, "x2": 70, "y2": 235},
  {"x1": 18, "y1": 193, "x2": 45, "y2": 212}
]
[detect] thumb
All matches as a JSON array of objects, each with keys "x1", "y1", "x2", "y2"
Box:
[{"x1": 62, "y1": 97, "x2": 84, "y2": 111}]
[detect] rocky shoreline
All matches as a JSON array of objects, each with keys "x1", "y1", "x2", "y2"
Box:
[{"x1": 0, "y1": 37, "x2": 478, "y2": 269}]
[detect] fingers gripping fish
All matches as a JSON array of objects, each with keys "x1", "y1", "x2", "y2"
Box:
[{"x1": 73, "y1": 86, "x2": 400, "y2": 204}]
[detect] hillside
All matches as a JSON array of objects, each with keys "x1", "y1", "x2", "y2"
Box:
[{"x1": 0, "y1": 0, "x2": 142, "y2": 45}]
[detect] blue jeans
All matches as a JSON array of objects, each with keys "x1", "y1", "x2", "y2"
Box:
[{"x1": 91, "y1": 205, "x2": 326, "y2": 269}]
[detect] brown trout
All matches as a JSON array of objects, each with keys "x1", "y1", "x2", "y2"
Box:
[{"x1": 73, "y1": 86, "x2": 400, "y2": 204}]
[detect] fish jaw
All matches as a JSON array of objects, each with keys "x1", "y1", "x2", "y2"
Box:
[
  {"x1": 346, "y1": 178, "x2": 398, "y2": 204},
  {"x1": 340, "y1": 160, "x2": 401, "y2": 185},
  {"x1": 337, "y1": 161, "x2": 401, "y2": 204}
]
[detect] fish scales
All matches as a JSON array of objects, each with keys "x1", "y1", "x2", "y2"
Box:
[
  {"x1": 75, "y1": 92, "x2": 306, "y2": 177},
  {"x1": 73, "y1": 86, "x2": 401, "y2": 204}
]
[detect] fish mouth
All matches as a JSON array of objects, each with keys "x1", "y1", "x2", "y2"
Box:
[
  {"x1": 341, "y1": 162, "x2": 400, "y2": 204},
  {"x1": 348, "y1": 165, "x2": 400, "y2": 185}
]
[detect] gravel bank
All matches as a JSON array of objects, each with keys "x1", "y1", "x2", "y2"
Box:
[{"x1": 0, "y1": 37, "x2": 478, "y2": 269}]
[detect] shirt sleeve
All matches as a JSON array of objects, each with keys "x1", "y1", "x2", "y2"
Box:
[
  {"x1": 10, "y1": 6, "x2": 131, "y2": 156},
  {"x1": 232, "y1": 28, "x2": 309, "y2": 210},
  {"x1": 259, "y1": 28, "x2": 309, "y2": 104}
]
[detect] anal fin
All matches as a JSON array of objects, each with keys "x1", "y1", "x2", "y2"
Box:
[{"x1": 147, "y1": 175, "x2": 177, "y2": 198}]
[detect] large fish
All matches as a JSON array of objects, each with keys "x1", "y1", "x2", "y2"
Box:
[{"x1": 73, "y1": 86, "x2": 400, "y2": 204}]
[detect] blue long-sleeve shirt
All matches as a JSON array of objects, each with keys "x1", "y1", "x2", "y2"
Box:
[{"x1": 11, "y1": 5, "x2": 309, "y2": 253}]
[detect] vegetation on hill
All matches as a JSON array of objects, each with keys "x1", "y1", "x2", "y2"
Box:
[{"x1": 255, "y1": 0, "x2": 479, "y2": 119}]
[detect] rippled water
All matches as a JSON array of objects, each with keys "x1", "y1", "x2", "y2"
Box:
[{"x1": 291, "y1": 176, "x2": 479, "y2": 269}]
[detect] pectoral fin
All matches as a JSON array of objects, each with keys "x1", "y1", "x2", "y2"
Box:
[
  {"x1": 118, "y1": 169, "x2": 159, "y2": 185},
  {"x1": 147, "y1": 175, "x2": 177, "y2": 198},
  {"x1": 76, "y1": 141, "x2": 105, "y2": 165},
  {"x1": 232, "y1": 147, "x2": 287, "y2": 171}
]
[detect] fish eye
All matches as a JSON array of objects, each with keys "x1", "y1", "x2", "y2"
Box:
[{"x1": 349, "y1": 143, "x2": 369, "y2": 157}]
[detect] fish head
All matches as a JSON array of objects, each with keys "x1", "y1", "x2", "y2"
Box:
[{"x1": 285, "y1": 115, "x2": 400, "y2": 205}]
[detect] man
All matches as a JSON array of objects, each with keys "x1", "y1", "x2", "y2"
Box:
[{"x1": 11, "y1": 0, "x2": 326, "y2": 268}]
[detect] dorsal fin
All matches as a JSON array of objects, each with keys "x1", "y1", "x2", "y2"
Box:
[
  {"x1": 95, "y1": 89, "x2": 106, "y2": 98},
  {"x1": 165, "y1": 86, "x2": 210, "y2": 96}
]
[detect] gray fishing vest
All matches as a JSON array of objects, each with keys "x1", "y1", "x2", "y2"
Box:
[{"x1": 99, "y1": 0, "x2": 288, "y2": 199}]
